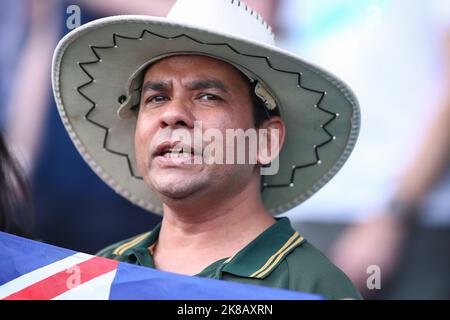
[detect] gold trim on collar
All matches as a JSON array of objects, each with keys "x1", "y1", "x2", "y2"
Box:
[
  {"x1": 254, "y1": 236, "x2": 304, "y2": 279},
  {"x1": 249, "y1": 231, "x2": 302, "y2": 278},
  {"x1": 113, "y1": 232, "x2": 151, "y2": 256}
]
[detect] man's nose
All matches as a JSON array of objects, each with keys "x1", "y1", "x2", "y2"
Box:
[{"x1": 159, "y1": 98, "x2": 195, "y2": 129}]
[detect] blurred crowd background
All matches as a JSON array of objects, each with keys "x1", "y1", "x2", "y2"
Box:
[{"x1": 1, "y1": 0, "x2": 449, "y2": 299}]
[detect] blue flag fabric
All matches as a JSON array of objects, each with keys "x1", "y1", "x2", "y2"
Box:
[{"x1": 0, "y1": 232, "x2": 322, "y2": 300}]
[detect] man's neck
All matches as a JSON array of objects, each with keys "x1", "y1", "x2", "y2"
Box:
[{"x1": 152, "y1": 181, "x2": 275, "y2": 275}]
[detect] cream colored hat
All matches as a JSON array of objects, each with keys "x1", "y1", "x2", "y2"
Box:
[{"x1": 52, "y1": 0, "x2": 360, "y2": 215}]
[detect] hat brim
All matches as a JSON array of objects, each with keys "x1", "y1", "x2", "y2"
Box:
[{"x1": 52, "y1": 15, "x2": 360, "y2": 216}]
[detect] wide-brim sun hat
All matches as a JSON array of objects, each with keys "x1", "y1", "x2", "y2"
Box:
[{"x1": 52, "y1": 0, "x2": 360, "y2": 216}]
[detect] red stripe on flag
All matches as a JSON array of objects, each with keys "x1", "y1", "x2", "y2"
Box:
[{"x1": 3, "y1": 256, "x2": 119, "y2": 300}]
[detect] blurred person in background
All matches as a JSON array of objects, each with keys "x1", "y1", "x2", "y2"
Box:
[
  {"x1": 1, "y1": 0, "x2": 280, "y2": 254},
  {"x1": 0, "y1": 0, "x2": 33, "y2": 238},
  {"x1": 0, "y1": 131, "x2": 32, "y2": 238},
  {"x1": 277, "y1": 0, "x2": 450, "y2": 299},
  {"x1": 330, "y1": 33, "x2": 450, "y2": 298}
]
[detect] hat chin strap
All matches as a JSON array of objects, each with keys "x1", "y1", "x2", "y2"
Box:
[{"x1": 116, "y1": 51, "x2": 278, "y2": 120}]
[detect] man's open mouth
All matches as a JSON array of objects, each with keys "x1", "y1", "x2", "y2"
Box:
[
  {"x1": 160, "y1": 147, "x2": 195, "y2": 159},
  {"x1": 153, "y1": 141, "x2": 202, "y2": 163}
]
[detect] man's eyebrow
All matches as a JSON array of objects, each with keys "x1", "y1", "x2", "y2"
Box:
[
  {"x1": 186, "y1": 79, "x2": 228, "y2": 93},
  {"x1": 141, "y1": 79, "x2": 229, "y2": 93},
  {"x1": 141, "y1": 81, "x2": 171, "y2": 92}
]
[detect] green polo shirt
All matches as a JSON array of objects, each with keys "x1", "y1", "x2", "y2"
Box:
[{"x1": 97, "y1": 218, "x2": 362, "y2": 300}]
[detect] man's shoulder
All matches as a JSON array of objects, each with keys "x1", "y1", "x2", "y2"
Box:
[{"x1": 285, "y1": 240, "x2": 363, "y2": 300}]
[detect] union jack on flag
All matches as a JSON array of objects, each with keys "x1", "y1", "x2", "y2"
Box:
[{"x1": 0, "y1": 232, "x2": 321, "y2": 300}]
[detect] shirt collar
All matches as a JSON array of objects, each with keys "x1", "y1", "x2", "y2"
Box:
[
  {"x1": 221, "y1": 217, "x2": 305, "y2": 279},
  {"x1": 113, "y1": 217, "x2": 304, "y2": 279},
  {"x1": 112, "y1": 224, "x2": 161, "y2": 267}
]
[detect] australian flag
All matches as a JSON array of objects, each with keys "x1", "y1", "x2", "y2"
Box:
[{"x1": 0, "y1": 232, "x2": 322, "y2": 300}]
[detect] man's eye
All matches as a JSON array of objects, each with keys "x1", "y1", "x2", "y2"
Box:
[
  {"x1": 199, "y1": 93, "x2": 220, "y2": 101},
  {"x1": 146, "y1": 95, "x2": 168, "y2": 103}
]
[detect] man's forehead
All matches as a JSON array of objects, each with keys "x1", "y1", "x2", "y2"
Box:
[{"x1": 142, "y1": 54, "x2": 248, "y2": 83}]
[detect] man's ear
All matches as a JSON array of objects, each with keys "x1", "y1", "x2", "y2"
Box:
[{"x1": 257, "y1": 116, "x2": 285, "y2": 165}]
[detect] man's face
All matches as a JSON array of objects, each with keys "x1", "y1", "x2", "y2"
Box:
[{"x1": 135, "y1": 55, "x2": 257, "y2": 202}]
